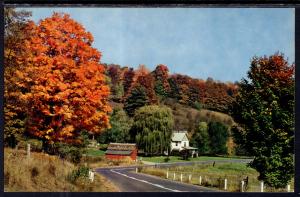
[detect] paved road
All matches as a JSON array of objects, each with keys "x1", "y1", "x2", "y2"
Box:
[
  {"x1": 96, "y1": 159, "x2": 252, "y2": 192},
  {"x1": 96, "y1": 166, "x2": 219, "y2": 192}
]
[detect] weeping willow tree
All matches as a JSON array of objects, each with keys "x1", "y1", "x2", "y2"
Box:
[{"x1": 132, "y1": 105, "x2": 174, "y2": 155}]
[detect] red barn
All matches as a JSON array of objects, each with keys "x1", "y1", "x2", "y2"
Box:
[{"x1": 105, "y1": 143, "x2": 137, "y2": 161}]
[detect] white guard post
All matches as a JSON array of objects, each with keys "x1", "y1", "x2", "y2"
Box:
[
  {"x1": 287, "y1": 184, "x2": 290, "y2": 192},
  {"x1": 89, "y1": 170, "x2": 95, "y2": 182},
  {"x1": 260, "y1": 181, "x2": 264, "y2": 192},
  {"x1": 241, "y1": 180, "x2": 245, "y2": 192}
]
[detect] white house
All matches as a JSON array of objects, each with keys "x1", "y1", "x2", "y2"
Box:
[
  {"x1": 171, "y1": 131, "x2": 189, "y2": 152},
  {"x1": 170, "y1": 131, "x2": 198, "y2": 157}
]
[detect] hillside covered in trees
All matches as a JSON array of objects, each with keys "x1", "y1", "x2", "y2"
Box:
[
  {"x1": 96, "y1": 63, "x2": 238, "y2": 156},
  {"x1": 105, "y1": 63, "x2": 238, "y2": 115},
  {"x1": 4, "y1": 9, "x2": 294, "y2": 189}
]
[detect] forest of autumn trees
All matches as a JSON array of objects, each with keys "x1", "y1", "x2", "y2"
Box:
[{"x1": 105, "y1": 63, "x2": 239, "y2": 116}]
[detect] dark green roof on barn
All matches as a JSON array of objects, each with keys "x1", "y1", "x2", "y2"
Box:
[{"x1": 105, "y1": 143, "x2": 137, "y2": 155}]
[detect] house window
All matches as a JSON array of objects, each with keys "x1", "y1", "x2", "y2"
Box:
[{"x1": 184, "y1": 142, "x2": 186, "y2": 147}]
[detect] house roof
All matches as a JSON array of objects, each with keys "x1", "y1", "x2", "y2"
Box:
[
  {"x1": 107, "y1": 143, "x2": 136, "y2": 151},
  {"x1": 172, "y1": 133, "x2": 188, "y2": 142}
]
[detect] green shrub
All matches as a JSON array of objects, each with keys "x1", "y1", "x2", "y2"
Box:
[
  {"x1": 61, "y1": 147, "x2": 82, "y2": 164},
  {"x1": 67, "y1": 166, "x2": 89, "y2": 184},
  {"x1": 55, "y1": 143, "x2": 83, "y2": 164}
]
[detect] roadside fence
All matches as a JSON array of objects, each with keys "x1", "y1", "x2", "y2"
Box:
[{"x1": 138, "y1": 166, "x2": 294, "y2": 192}]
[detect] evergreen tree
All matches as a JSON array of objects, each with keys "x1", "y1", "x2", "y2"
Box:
[
  {"x1": 152, "y1": 64, "x2": 170, "y2": 98},
  {"x1": 124, "y1": 86, "x2": 149, "y2": 117},
  {"x1": 154, "y1": 80, "x2": 167, "y2": 98}
]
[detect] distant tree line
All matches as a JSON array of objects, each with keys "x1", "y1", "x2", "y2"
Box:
[{"x1": 105, "y1": 63, "x2": 238, "y2": 116}]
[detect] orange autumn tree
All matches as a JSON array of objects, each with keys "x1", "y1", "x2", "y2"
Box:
[{"x1": 16, "y1": 13, "x2": 111, "y2": 144}]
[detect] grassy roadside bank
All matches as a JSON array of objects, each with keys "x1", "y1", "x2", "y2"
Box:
[
  {"x1": 139, "y1": 162, "x2": 294, "y2": 192},
  {"x1": 4, "y1": 148, "x2": 119, "y2": 192}
]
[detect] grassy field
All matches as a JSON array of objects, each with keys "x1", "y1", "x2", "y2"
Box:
[
  {"x1": 140, "y1": 162, "x2": 294, "y2": 192},
  {"x1": 4, "y1": 148, "x2": 119, "y2": 192},
  {"x1": 140, "y1": 155, "x2": 252, "y2": 163},
  {"x1": 85, "y1": 148, "x2": 106, "y2": 157},
  {"x1": 169, "y1": 162, "x2": 258, "y2": 178}
]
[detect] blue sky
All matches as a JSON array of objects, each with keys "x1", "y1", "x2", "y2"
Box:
[{"x1": 18, "y1": 7, "x2": 294, "y2": 82}]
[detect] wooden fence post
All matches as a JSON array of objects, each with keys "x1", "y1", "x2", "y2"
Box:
[
  {"x1": 173, "y1": 172, "x2": 176, "y2": 180},
  {"x1": 287, "y1": 184, "x2": 290, "y2": 192},
  {"x1": 136, "y1": 167, "x2": 138, "y2": 173},
  {"x1": 27, "y1": 143, "x2": 31, "y2": 159},
  {"x1": 199, "y1": 176, "x2": 202, "y2": 185},
  {"x1": 224, "y1": 179, "x2": 227, "y2": 190},
  {"x1": 166, "y1": 170, "x2": 169, "y2": 179},
  {"x1": 189, "y1": 174, "x2": 192, "y2": 182},
  {"x1": 260, "y1": 181, "x2": 264, "y2": 192},
  {"x1": 180, "y1": 173, "x2": 183, "y2": 182}
]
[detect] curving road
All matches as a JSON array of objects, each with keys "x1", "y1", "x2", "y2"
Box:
[{"x1": 96, "y1": 159, "x2": 252, "y2": 192}]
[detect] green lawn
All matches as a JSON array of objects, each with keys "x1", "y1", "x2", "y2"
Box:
[
  {"x1": 171, "y1": 162, "x2": 258, "y2": 177},
  {"x1": 85, "y1": 149, "x2": 106, "y2": 157},
  {"x1": 140, "y1": 155, "x2": 250, "y2": 163}
]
